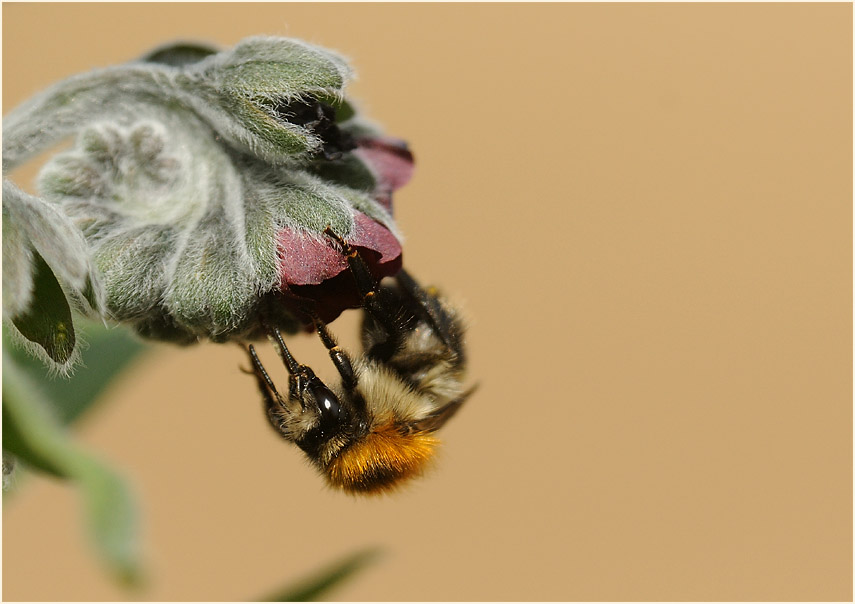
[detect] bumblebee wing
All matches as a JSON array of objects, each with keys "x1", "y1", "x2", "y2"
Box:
[{"x1": 410, "y1": 384, "x2": 477, "y2": 433}]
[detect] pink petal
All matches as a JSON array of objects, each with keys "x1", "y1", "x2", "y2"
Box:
[
  {"x1": 276, "y1": 230, "x2": 349, "y2": 286},
  {"x1": 347, "y1": 211, "x2": 402, "y2": 262},
  {"x1": 354, "y1": 137, "x2": 415, "y2": 212},
  {"x1": 275, "y1": 212, "x2": 403, "y2": 324}
]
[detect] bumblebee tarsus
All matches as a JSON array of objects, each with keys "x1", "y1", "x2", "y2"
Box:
[
  {"x1": 246, "y1": 345, "x2": 284, "y2": 406},
  {"x1": 245, "y1": 344, "x2": 294, "y2": 437},
  {"x1": 302, "y1": 307, "x2": 359, "y2": 393},
  {"x1": 268, "y1": 325, "x2": 300, "y2": 375}
]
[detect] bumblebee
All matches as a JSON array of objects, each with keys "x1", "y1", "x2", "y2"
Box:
[{"x1": 245, "y1": 229, "x2": 473, "y2": 494}]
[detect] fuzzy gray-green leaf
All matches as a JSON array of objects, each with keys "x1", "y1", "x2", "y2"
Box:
[
  {"x1": 11, "y1": 252, "x2": 76, "y2": 364},
  {"x1": 2, "y1": 180, "x2": 104, "y2": 317},
  {"x1": 182, "y1": 36, "x2": 353, "y2": 164},
  {"x1": 164, "y1": 208, "x2": 260, "y2": 336},
  {"x1": 216, "y1": 36, "x2": 349, "y2": 96},
  {"x1": 94, "y1": 227, "x2": 176, "y2": 319},
  {"x1": 2, "y1": 203, "x2": 35, "y2": 318}
]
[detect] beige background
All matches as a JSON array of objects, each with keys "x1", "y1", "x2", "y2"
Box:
[{"x1": 3, "y1": 3, "x2": 852, "y2": 601}]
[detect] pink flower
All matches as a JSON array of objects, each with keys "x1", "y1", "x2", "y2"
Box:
[
  {"x1": 276, "y1": 136, "x2": 414, "y2": 324},
  {"x1": 353, "y1": 136, "x2": 415, "y2": 212}
]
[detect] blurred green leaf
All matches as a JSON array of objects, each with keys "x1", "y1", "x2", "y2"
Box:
[
  {"x1": 141, "y1": 42, "x2": 219, "y2": 67},
  {"x1": 259, "y1": 547, "x2": 383, "y2": 602},
  {"x1": 75, "y1": 461, "x2": 141, "y2": 586},
  {"x1": 5, "y1": 320, "x2": 146, "y2": 425},
  {"x1": 10, "y1": 252, "x2": 76, "y2": 364},
  {"x1": 334, "y1": 98, "x2": 356, "y2": 122},
  {"x1": 2, "y1": 398, "x2": 65, "y2": 478},
  {"x1": 2, "y1": 354, "x2": 143, "y2": 585}
]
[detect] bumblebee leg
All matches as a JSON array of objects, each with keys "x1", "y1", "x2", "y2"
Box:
[
  {"x1": 323, "y1": 226, "x2": 405, "y2": 347},
  {"x1": 244, "y1": 344, "x2": 293, "y2": 435},
  {"x1": 266, "y1": 328, "x2": 310, "y2": 410},
  {"x1": 300, "y1": 307, "x2": 358, "y2": 391},
  {"x1": 323, "y1": 227, "x2": 382, "y2": 298},
  {"x1": 245, "y1": 345, "x2": 283, "y2": 404},
  {"x1": 393, "y1": 269, "x2": 464, "y2": 365},
  {"x1": 262, "y1": 326, "x2": 297, "y2": 373}
]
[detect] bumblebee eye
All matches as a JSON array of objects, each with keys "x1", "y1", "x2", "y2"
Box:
[{"x1": 310, "y1": 382, "x2": 342, "y2": 425}]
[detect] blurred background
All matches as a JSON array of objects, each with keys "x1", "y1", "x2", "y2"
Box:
[{"x1": 2, "y1": 3, "x2": 851, "y2": 601}]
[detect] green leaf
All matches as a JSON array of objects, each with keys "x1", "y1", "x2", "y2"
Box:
[
  {"x1": 5, "y1": 320, "x2": 146, "y2": 425},
  {"x1": 334, "y1": 98, "x2": 356, "y2": 123},
  {"x1": 2, "y1": 180, "x2": 105, "y2": 319},
  {"x1": 10, "y1": 251, "x2": 76, "y2": 364},
  {"x1": 75, "y1": 461, "x2": 141, "y2": 586},
  {"x1": 141, "y1": 42, "x2": 219, "y2": 67},
  {"x1": 259, "y1": 547, "x2": 383, "y2": 602},
  {"x1": 306, "y1": 153, "x2": 377, "y2": 193},
  {"x1": 2, "y1": 354, "x2": 143, "y2": 585},
  {"x1": 312, "y1": 94, "x2": 356, "y2": 123},
  {"x1": 2, "y1": 202, "x2": 35, "y2": 318},
  {"x1": 2, "y1": 401, "x2": 65, "y2": 478}
]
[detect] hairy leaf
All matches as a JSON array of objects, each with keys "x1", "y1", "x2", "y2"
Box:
[{"x1": 11, "y1": 252, "x2": 76, "y2": 365}]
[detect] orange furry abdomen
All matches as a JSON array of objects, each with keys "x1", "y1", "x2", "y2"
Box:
[{"x1": 325, "y1": 424, "x2": 439, "y2": 494}]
